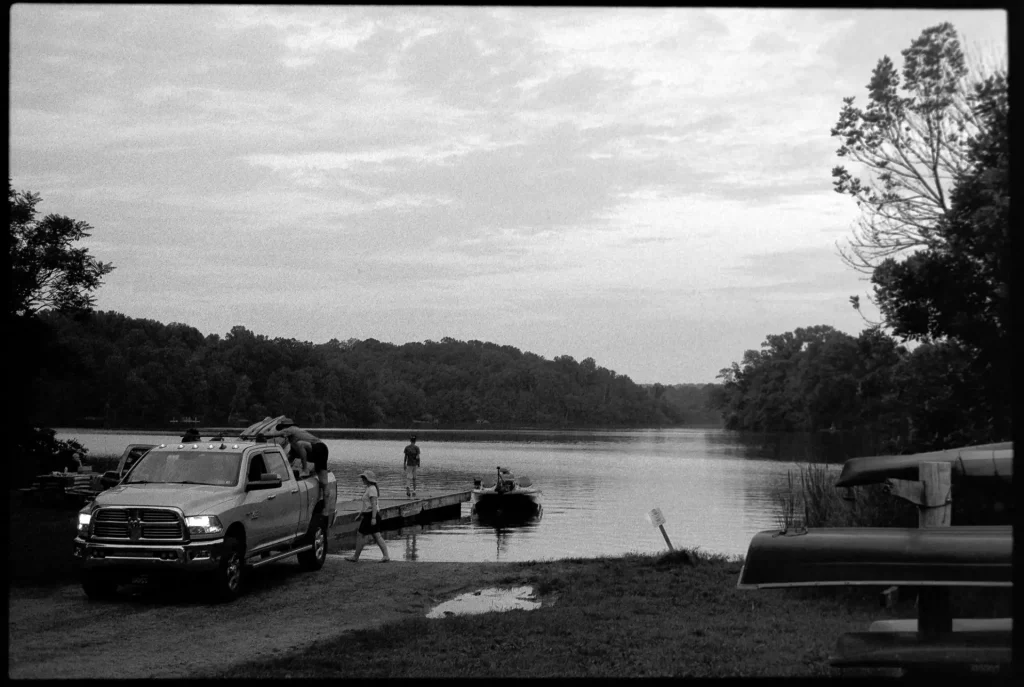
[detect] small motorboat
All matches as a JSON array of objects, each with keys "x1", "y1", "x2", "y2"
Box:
[{"x1": 471, "y1": 466, "x2": 542, "y2": 518}]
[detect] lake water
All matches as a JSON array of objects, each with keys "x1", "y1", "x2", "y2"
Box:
[{"x1": 55, "y1": 427, "x2": 856, "y2": 562}]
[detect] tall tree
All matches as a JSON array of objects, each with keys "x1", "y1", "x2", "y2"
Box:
[
  {"x1": 9, "y1": 182, "x2": 115, "y2": 430},
  {"x1": 870, "y1": 71, "x2": 1009, "y2": 440},
  {"x1": 9, "y1": 182, "x2": 115, "y2": 317},
  {"x1": 831, "y1": 23, "x2": 988, "y2": 275}
]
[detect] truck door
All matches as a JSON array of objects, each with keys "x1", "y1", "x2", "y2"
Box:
[
  {"x1": 262, "y1": 448, "x2": 303, "y2": 540},
  {"x1": 241, "y1": 452, "x2": 283, "y2": 551}
]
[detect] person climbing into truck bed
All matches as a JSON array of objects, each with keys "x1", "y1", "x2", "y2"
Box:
[{"x1": 264, "y1": 418, "x2": 330, "y2": 505}]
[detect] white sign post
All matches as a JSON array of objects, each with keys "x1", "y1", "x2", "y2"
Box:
[{"x1": 648, "y1": 507, "x2": 674, "y2": 551}]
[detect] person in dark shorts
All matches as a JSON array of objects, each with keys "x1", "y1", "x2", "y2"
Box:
[
  {"x1": 265, "y1": 418, "x2": 330, "y2": 504},
  {"x1": 345, "y1": 471, "x2": 390, "y2": 562},
  {"x1": 403, "y1": 435, "x2": 421, "y2": 497}
]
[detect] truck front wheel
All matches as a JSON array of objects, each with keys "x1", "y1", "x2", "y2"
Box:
[
  {"x1": 81, "y1": 572, "x2": 118, "y2": 600},
  {"x1": 209, "y1": 536, "x2": 245, "y2": 602},
  {"x1": 297, "y1": 516, "x2": 328, "y2": 571}
]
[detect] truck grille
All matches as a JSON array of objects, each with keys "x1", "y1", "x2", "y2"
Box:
[{"x1": 93, "y1": 508, "x2": 185, "y2": 541}]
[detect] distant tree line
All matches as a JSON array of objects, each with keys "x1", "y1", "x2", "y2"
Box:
[
  {"x1": 713, "y1": 325, "x2": 1004, "y2": 453},
  {"x1": 28, "y1": 311, "x2": 722, "y2": 430}
]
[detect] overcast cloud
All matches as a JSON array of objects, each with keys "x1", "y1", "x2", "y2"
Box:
[{"x1": 9, "y1": 6, "x2": 1007, "y2": 383}]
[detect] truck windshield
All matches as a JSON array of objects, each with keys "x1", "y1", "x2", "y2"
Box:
[{"x1": 125, "y1": 451, "x2": 242, "y2": 487}]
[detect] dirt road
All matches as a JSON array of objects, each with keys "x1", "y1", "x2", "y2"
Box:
[{"x1": 7, "y1": 556, "x2": 522, "y2": 679}]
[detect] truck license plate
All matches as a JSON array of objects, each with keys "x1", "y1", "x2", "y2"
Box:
[{"x1": 131, "y1": 575, "x2": 149, "y2": 585}]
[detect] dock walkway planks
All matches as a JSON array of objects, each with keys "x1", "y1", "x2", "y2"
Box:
[{"x1": 332, "y1": 490, "x2": 472, "y2": 533}]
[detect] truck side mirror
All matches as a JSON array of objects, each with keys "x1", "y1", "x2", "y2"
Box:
[
  {"x1": 246, "y1": 475, "x2": 283, "y2": 491},
  {"x1": 100, "y1": 471, "x2": 121, "y2": 488}
]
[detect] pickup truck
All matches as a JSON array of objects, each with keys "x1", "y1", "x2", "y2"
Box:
[{"x1": 73, "y1": 436, "x2": 337, "y2": 602}]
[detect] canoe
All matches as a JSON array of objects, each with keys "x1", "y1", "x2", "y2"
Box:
[
  {"x1": 237, "y1": 415, "x2": 290, "y2": 440},
  {"x1": 736, "y1": 526, "x2": 1013, "y2": 589},
  {"x1": 835, "y1": 442, "x2": 1013, "y2": 488}
]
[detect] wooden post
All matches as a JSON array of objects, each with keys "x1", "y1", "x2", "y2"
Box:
[
  {"x1": 916, "y1": 461, "x2": 952, "y2": 640},
  {"x1": 648, "y1": 508, "x2": 673, "y2": 551},
  {"x1": 919, "y1": 461, "x2": 952, "y2": 528},
  {"x1": 659, "y1": 524, "x2": 675, "y2": 551}
]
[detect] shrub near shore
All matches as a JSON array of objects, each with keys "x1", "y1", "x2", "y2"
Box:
[{"x1": 774, "y1": 462, "x2": 1014, "y2": 529}]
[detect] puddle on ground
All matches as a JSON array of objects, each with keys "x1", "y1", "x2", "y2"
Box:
[{"x1": 426, "y1": 586, "x2": 541, "y2": 619}]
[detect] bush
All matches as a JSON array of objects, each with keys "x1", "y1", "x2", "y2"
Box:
[
  {"x1": 13, "y1": 427, "x2": 88, "y2": 487},
  {"x1": 774, "y1": 461, "x2": 1013, "y2": 529},
  {"x1": 773, "y1": 463, "x2": 917, "y2": 529}
]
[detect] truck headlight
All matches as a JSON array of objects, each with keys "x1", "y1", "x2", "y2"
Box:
[
  {"x1": 185, "y1": 515, "x2": 224, "y2": 535},
  {"x1": 77, "y1": 512, "x2": 91, "y2": 534}
]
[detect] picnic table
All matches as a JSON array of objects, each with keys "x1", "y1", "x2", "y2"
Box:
[{"x1": 21, "y1": 469, "x2": 102, "y2": 505}]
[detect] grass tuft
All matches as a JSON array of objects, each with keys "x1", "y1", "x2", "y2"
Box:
[{"x1": 654, "y1": 549, "x2": 695, "y2": 567}]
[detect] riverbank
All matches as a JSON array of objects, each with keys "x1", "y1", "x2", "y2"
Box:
[
  {"x1": 206, "y1": 551, "x2": 1010, "y2": 679},
  {"x1": 203, "y1": 550, "x2": 888, "y2": 678},
  {"x1": 9, "y1": 494, "x2": 1008, "y2": 678}
]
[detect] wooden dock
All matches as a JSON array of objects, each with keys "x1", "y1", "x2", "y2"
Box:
[{"x1": 331, "y1": 490, "x2": 472, "y2": 534}]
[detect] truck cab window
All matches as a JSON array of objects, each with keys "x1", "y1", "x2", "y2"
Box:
[
  {"x1": 264, "y1": 450, "x2": 290, "y2": 481},
  {"x1": 247, "y1": 454, "x2": 268, "y2": 482}
]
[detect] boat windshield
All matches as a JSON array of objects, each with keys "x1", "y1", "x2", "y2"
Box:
[{"x1": 124, "y1": 451, "x2": 242, "y2": 487}]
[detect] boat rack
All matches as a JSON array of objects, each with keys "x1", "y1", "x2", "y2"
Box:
[{"x1": 738, "y1": 442, "x2": 1014, "y2": 675}]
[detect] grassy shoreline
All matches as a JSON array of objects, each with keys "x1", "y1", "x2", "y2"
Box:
[
  {"x1": 206, "y1": 552, "x2": 1008, "y2": 678},
  {"x1": 10, "y1": 494, "x2": 1009, "y2": 678},
  {"x1": 203, "y1": 550, "x2": 900, "y2": 678}
]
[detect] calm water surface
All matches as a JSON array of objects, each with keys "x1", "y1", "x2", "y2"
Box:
[{"x1": 56, "y1": 428, "x2": 846, "y2": 562}]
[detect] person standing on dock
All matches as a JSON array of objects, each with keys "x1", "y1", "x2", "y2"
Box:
[
  {"x1": 346, "y1": 471, "x2": 391, "y2": 563},
  {"x1": 403, "y1": 435, "x2": 421, "y2": 497},
  {"x1": 264, "y1": 418, "x2": 330, "y2": 505}
]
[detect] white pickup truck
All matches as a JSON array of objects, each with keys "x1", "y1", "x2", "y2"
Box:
[{"x1": 73, "y1": 428, "x2": 337, "y2": 602}]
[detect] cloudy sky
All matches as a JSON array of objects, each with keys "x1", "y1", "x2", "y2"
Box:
[{"x1": 9, "y1": 6, "x2": 1007, "y2": 384}]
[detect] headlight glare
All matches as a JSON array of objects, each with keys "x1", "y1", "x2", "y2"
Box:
[
  {"x1": 185, "y1": 515, "x2": 223, "y2": 535},
  {"x1": 77, "y1": 512, "x2": 91, "y2": 534}
]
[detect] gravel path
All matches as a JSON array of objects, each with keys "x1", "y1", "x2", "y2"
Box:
[{"x1": 8, "y1": 557, "x2": 518, "y2": 679}]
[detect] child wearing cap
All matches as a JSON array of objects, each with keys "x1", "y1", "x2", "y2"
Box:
[{"x1": 345, "y1": 471, "x2": 390, "y2": 562}]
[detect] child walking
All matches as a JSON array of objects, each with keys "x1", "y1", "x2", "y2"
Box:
[{"x1": 346, "y1": 471, "x2": 391, "y2": 562}]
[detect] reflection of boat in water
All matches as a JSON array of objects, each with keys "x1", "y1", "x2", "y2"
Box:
[{"x1": 471, "y1": 466, "x2": 542, "y2": 519}]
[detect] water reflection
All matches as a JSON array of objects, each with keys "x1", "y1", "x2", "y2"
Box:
[
  {"x1": 404, "y1": 532, "x2": 419, "y2": 562},
  {"x1": 426, "y1": 586, "x2": 541, "y2": 619},
  {"x1": 473, "y1": 509, "x2": 544, "y2": 561},
  {"x1": 56, "y1": 427, "x2": 872, "y2": 560},
  {"x1": 706, "y1": 429, "x2": 890, "y2": 464}
]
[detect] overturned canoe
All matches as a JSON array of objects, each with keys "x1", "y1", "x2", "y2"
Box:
[
  {"x1": 835, "y1": 442, "x2": 1012, "y2": 488},
  {"x1": 736, "y1": 526, "x2": 1012, "y2": 589}
]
